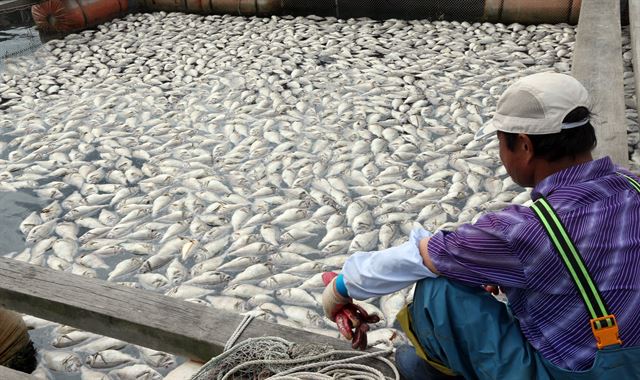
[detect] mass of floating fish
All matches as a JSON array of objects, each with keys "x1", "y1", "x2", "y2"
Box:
[{"x1": 0, "y1": 11, "x2": 638, "y2": 379}]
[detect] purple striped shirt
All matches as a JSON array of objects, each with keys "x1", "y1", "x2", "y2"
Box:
[{"x1": 428, "y1": 157, "x2": 640, "y2": 370}]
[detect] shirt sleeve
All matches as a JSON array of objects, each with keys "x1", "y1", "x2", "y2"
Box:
[
  {"x1": 428, "y1": 207, "x2": 528, "y2": 288},
  {"x1": 341, "y1": 228, "x2": 438, "y2": 300}
]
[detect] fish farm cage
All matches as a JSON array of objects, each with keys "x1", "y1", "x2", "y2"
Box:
[
  {"x1": 3, "y1": 0, "x2": 619, "y2": 69},
  {"x1": 0, "y1": 0, "x2": 635, "y2": 379},
  {"x1": 23, "y1": 0, "x2": 629, "y2": 35}
]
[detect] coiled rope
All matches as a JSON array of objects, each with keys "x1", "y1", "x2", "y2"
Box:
[{"x1": 190, "y1": 312, "x2": 399, "y2": 380}]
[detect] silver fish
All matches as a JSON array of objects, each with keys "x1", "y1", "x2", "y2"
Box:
[
  {"x1": 42, "y1": 350, "x2": 81, "y2": 372},
  {"x1": 86, "y1": 349, "x2": 136, "y2": 369}
]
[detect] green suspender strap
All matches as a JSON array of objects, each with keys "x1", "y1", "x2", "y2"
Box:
[
  {"x1": 530, "y1": 202, "x2": 617, "y2": 349},
  {"x1": 618, "y1": 172, "x2": 640, "y2": 193},
  {"x1": 530, "y1": 172, "x2": 640, "y2": 349}
]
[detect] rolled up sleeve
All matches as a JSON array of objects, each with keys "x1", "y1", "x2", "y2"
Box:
[{"x1": 428, "y1": 208, "x2": 527, "y2": 288}]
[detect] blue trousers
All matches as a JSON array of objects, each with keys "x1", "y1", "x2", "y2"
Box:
[{"x1": 402, "y1": 277, "x2": 640, "y2": 380}]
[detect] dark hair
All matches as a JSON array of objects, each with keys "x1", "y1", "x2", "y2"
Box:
[{"x1": 502, "y1": 107, "x2": 597, "y2": 162}]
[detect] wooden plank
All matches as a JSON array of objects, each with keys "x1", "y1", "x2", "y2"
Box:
[
  {"x1": 0, "y1": 365, "x2": 38, "y2": 380},
  {"x1": 630, "y1": 0, "x2": 640, "y2": 132},
  {"x1": 0, "y1": 258, "x2": 393, "y2": 375},
  {"x1": 572, "y1": 0, "x2": 629, "y2": 167}
]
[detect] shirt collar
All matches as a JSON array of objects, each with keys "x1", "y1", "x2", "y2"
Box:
[{"x1": 531, "y1": 157, "x2": 615, "y2": 200}]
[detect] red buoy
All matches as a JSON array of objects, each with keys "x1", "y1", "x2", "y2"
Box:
[{"x1": 32, "y1": 0, "x2": 128, "y2": 33}]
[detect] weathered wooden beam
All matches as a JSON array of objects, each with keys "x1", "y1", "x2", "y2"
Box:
[
  {"x1": 0, "y1": 365, "x2": 38, "y2": 380},
  {"x1": 0, "y1": 258, "x2": 392, "y2": 375},
  {"x1": 572, "y1": 0, "x2": 628, "y2": 167},
  {"x1": 630, "y1": 0, "x2": 640, "y2": 129},
  {"x1": 0, "y1": 257, "x2": 342, "y2": 360}
]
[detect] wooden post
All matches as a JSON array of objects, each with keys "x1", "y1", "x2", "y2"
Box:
[
  {"x1": 629, "y1": 0, "x2": 640, "y2": 135},
  {"x1": 572, "y1": 0, "x2": 628, "y2": 167}
]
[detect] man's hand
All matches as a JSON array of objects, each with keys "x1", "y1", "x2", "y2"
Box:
[
  {"x1": 322, "y1": 274, "x2": 352, "y2": 321},
  {"x1": 483, "y1": 285, "x2": 503, "y2": 295},
  {"x1": 321, "y1": 272, "x2": 380, "y2": 350}
]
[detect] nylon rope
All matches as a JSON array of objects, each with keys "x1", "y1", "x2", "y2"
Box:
[
  {"x1": 192, "y1": 312, "x2": 400, "y2": 380},
  {"x1": 223, "y1": 313, "x2": 256, "y2": 352}
]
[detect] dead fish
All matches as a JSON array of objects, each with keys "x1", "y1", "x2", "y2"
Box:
[
  {"x1": 165, "y1": 284, "x2": 213, "y2": 299},
  {"x1": 68, "y1": 262, "x2": 93, "y2": 277},
  {"x1": 166, "y1": 258, "x2": 188, "y2": 285},
  {"x1": 42, "y1": 350, "x2": 81, "y2": 372},
  {"x1": 108, "y1": 364, "x2": 162, "y2": 379},
  {"x1": 259, "y1": 273, "x2": 304, "y2": 290},
  {"x1": 139, "y1": 253, "x2": 175, "y2": 273},
  {"x1": 19, "y1": 212, "x2": 42, "y2": 235},
  {"x1": 80, "y1": 367, "x2": 111, "y2": 380},
  {"x1": 51, "y1": 238, "x2": 78, "y2": 262},
  {"x1": 55, "y1": 222, "x2": 78, "y2": 240},
  {"x1": 281, "y1": 305, "x2": 324, "y2": 328},
  {"x1": 318, "y1": 227, "x2": 353, "y2": 249},
  {"x1": 86, "y1": 349, "x2": 137, "y2": 369},
  {"x1": 228, "y1": 242, "x2": 275, "y2": 257},
  {"x1": 222, "y1": 283, "x2": 272, "y2": 298},
  {"x1": 108, "y1": 257, "x2": 144, "y2": 281},
  {"x1": 275, "y1": 288, "x2": 319, "y2": 307},
  {"x1": 205, "y1": 295, "x2": 246, "y2": 313},
  {"x1": 230, "y1": 262, "x2": 273, "y2": 284},
  {"x1": 185, "y1": 270, "x2": 230, "y2": 287},
  {"x1": 349, "y1": 230, "x2": 379, "y2": 252},
  {"x1": 25, "y1": 220, "x2": 56, "y2": 244},
  {"x1": 259, "y1": 223, "x2": 280, "y2": 245},
  {"x1": 137, "y1": 272, "x2": 170, "y2": 290},
  {"x1": 52, "y1": 330, "x2": 97, "y2": 348},
  {"x1": 190, "y1": 256, "x2": 226, "y2": 276},
  {"x1": 40, "y1": 201, "x2": 62, "y2": 222},
  {"x1": 76, "y1": 337, "x2": 127, "y2": 353},
  {"x1": 137, "y1": 347, "x2": 176, "y2": 368}
]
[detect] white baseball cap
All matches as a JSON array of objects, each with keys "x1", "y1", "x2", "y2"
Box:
[{"x1": 475, "y1": 72, "x2": 591, "y2": 140}]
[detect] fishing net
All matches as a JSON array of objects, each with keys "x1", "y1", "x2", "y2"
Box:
[
  {"x1": 191, "y1": 336, "x2": 397, "y2": 380},
  {"x1": 190, "y1": 313, "x2": 397, "y2": 380},
  {"x1": 0, "y1": 26, "x2": 41, "y2": 61}
]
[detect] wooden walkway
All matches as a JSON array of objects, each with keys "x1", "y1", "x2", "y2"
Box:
[
  {"x1": 572, "y1": 0, "x2": 629, "y2": 167},
  {"x1": 629, "y1": 0, "x2": 640, "y2": 139},
  {"x1": 0, "y1": 257, "x2": 393, "y2": 376},
  {"x1": 0, "y1": 365, "x2": 38, "y2": 380},
  {"x1": 0, "y1": 0, "x2": 38, "y2": 14}
]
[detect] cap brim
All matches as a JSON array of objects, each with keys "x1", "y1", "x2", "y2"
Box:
[{"x1": 474, "y1": 120, "x2": 498, "y2": 141}]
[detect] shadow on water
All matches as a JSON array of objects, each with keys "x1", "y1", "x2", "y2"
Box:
[{"x1": 0, "y1": 189, "x2": 46, "y2": 254}]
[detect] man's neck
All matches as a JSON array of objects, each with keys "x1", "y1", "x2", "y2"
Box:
[{"x1": 532, "y1": 153, "x2": 593, "y2": 186}]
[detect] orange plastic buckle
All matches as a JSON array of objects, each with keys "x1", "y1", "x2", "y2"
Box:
[{"x1": 590, "y1": 315, "x2": 622, "y2": 349}]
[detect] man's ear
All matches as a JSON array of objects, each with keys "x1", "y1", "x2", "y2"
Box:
[{"x1": 518, "y1": 133, "x2": 535, "y2": 162}]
